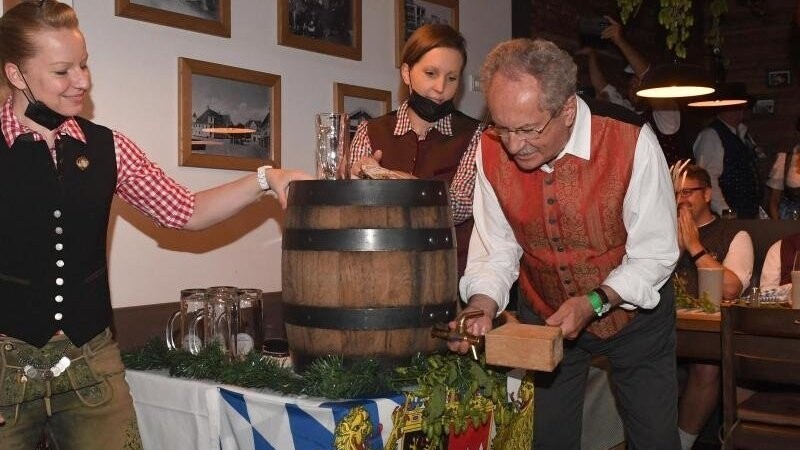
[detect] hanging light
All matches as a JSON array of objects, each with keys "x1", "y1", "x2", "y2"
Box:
[
  {"x1": 636, "y1": 61, "x2": 715, "y2": 98},
  {"x1": 687, "y1": 81, "x2": 752, "y2": 108}
]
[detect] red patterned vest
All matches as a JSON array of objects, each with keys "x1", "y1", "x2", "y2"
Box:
[{"x1": 482, "y1": 111, "x2": 642, "y2": 338}]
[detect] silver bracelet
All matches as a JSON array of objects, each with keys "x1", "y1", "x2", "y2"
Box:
[{"x1": 256, "y1": 165, "x2": 273, "y2": 191}]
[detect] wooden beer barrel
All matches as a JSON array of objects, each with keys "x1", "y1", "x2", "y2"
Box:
[{"x1": 282, "y1": 180, "x2": 458, "y2": 371}]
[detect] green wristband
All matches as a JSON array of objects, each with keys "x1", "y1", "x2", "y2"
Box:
[{"x1": 587, "y1": 291, "x2": 603, "y2": 316}]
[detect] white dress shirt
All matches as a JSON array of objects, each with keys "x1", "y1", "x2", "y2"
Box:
[
  {"x1": 760, "y1": 240, "x2": 788, "y2": 290},
  {"x1": 460, "y1": 97, "x2": 679, "y2": 312},
  {"x1": 720, "y1": 230, "x2": 755, "y2": 295},
  {"x1": 765, "y1": 145, "x2": 800, "y2": 192}
]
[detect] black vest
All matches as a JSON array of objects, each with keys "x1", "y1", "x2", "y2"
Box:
[
  {"x1": 710, "y1": 119, "x2": 762, "y2": 219},
  {"x1": 674, "y1": 217, "x2": 741, "y2": 297},
  {"x1": 0, "y1": 118, "x2": 117, "y2": 347},
  {"x1": 367, "y1": 111, "x2": 480, "y2": 276}
]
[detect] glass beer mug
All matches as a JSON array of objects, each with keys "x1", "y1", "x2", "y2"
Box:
[
  {"x1": 235, "y1": 289, "x2": 263, "y2": 357},
  {"x1": 166, "y1": 288, "x2": 207, "y2": 353},
  {"x1": 316, "y1": 112, "x2": 351, "y2": 180},
  {"x1": 193, "y1": 286, "x2": 239, "y2": 357}
]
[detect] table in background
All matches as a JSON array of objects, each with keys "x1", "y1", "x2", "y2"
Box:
[{"x1": 676, "y1": 309, "x2": 721, "y2": 360}]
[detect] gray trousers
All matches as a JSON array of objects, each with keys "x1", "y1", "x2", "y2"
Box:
[{"x1": 519, "y1": 282, "x2": 680, "y2": 450}]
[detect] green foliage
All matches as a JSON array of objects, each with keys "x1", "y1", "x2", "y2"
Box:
[
  {"x1": 300, "y1": 355, "x2": 387, "y2": 398},
  {"x1": 705, "y1": 0, "x2": 729, "y2": 49},
  {"x1": 617, "y1": 0, "x2": 644, "y2": 24},
  {"x1": 617, "y1": 0, "x2": 729, "y2": 59},
  {"x1": 673, "y1": 273, "x2": 719, "y2": 313},
  {"x1": 398, "y1": 353, "x2": 516, "y2": 449},
  {"x1": 658, "y1": 0, "x2": 694, "y2": 59}
]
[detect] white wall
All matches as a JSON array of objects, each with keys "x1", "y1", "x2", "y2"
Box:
[{"x1": 28, "y1": 1, "x2": 511, "y2": 307}]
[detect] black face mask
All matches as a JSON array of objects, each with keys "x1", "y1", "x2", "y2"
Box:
[
  {"x1": 24, "y1": 100, "x2": 69, "y2": 130},
  {"x1": 17, "y1": 68, "x2": 70, "y2": 130},
  {"x1": 407, "y1": 89, "x2": 454, "y2": 123}
]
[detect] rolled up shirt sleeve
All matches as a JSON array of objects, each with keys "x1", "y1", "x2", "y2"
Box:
[
  {"x1": 603, "y1": 124, "x2": 680, "y2": 309},
  {"x1": 114, "y1": 131, "x2": 195, "y2": 229},
  {"x1": 459, "y1": 142, "x2": 522, "y2": 313}
]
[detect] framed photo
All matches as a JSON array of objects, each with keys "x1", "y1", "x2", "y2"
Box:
[
  {"x1": 395, "y1": 0, "x2": 459, "y2": 66},
  {"x1": 277, "y1": 0, "x2": 362, "y2": 61},
  {"x1": 179, "y1": 58, "x2": 281, "y2": 171},
  {"x1": 4, "y1": 0, "x2": 72, "y2": 13},
  {"x1": 766, "y1": 69, "x2": 792, "y2": 87},
  {"x1": 115, "y1": 0, "x2": 231, "y2": 38},
  {"x1": 334, "y1": 82, "x2": 392, "y2": 138},
  {"x1": 752, "y1": 97, "x2": 775, "y2": 115}
]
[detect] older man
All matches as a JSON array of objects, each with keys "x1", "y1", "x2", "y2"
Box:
[
  {"x1": 673, "y1": 165, "x2": 753, "y2": 450},
  {"x1": 450, "y1": 38, "x2": 680, "y2": 449}
]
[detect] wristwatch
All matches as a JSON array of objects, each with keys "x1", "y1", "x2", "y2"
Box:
[
  {"x1": 587, "y1": 288, "x2": 611, "y2": 317},
  {"x1": 256, "y1": 165, "x2": 273, "y2": 191}
]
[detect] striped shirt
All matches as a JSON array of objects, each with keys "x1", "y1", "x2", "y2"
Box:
[
  {"x1": 349, "y1": 101, "x2": 482, "y2": 224},
  {"x1": 1, "y1": 97, "x2": 194, "y2": 228}
]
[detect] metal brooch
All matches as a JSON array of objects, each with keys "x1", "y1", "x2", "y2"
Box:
[{"x1": 76, "y1": 156, "x2": 90, "y2": 170}]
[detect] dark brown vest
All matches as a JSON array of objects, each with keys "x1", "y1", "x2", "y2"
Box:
[
  {"x1": 779, "y1": 233, "x2": 800, "y2": 285},
  {"x1": 367, "y1": 111, "x2": 480, "y2": 276}
]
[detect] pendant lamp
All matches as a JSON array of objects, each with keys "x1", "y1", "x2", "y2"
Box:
[{"x1": 636, "y1": 61, "x2": 715, "y2": 99}]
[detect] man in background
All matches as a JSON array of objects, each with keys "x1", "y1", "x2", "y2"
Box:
[
  {"x1": 673, "y1": 165, "x2": 753, "y2": 450},
  {"x1": 693, "y1": 84, "x2": 763, "y2": 218}
]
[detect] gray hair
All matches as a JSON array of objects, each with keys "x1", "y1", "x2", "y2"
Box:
[{"x1": 480, "y1": 38, "x2": 577, "y2": 114}]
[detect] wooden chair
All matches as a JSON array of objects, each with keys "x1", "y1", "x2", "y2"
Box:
[{"x1": 720, "y1": 304, "x2": 800, "y2": 449}]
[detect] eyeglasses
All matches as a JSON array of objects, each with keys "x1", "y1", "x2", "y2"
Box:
[
  {"x1": 487, "y1": 110, "x2": 559, "y2": 141},
  {"x1": 675, "y1": 186, "x2": 706, "y2": 197}
]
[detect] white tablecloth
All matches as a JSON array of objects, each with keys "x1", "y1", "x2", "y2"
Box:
[{"x1": 126, "y1": 370, "x2": 403, "y2": 450}]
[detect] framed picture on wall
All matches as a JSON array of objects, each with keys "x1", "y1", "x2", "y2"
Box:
[
  {"x1": 179, "y1": 58, "x2": 281, "y2": 171},
  {"x1": 334, "y1": 82, "x2": 392, "y2": 138},
  {"x1": 766, "y1": 69, "x2": 792, "y2": 87},
  {"x1": 751, "y1": 97, "x2": 775, "y2": 115},
  {"x1": 395, "y1": 0, "x2": 459, "y2": 66},
  {"x1": 3, "y1": 0, "x2": 72, "y2": 13},
  {"x1": 277, "y1": 0, "x2": 362, "y2": 61},
  {"x1": 115, "y1": 0, "x2": 231, "y2": 38}
]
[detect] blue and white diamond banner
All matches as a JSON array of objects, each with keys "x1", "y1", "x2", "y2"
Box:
[{"x1": 217, "y1": 386, "x2": 404, "y2": 450}]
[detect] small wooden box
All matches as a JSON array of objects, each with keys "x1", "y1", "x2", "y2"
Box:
[{"x1": 485, "y1": 323, "x2": 563, "y2": 372}]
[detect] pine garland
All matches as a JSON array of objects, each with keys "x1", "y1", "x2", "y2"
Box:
[{"x1": 124, "y1": 338, "x2": 426, "y2": 399}]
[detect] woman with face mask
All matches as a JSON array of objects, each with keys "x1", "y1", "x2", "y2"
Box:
[
  {"x1": 0, "y1": 2, "x2": 310, "y2": 447},
  {"x1": 348, "y1": 24, "x2": 482, "y2": 275}
]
